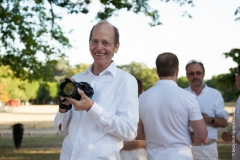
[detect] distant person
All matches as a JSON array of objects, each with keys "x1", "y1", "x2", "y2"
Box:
[
  {"x1": 222, "y1": 64, "x2": 240, "y2": 160},
  {"x1": 185, "y1": 60, "x2": 229, "y2": 160},
  {"x1": 120, "y1": 77, "x2": 147, "y2": 160},
  {"x1": 138, "y1": 52, "x2": 208, "y2": 160},
  {"x1": 54, "y1": 21, "x2": 139, "y2": 160}
]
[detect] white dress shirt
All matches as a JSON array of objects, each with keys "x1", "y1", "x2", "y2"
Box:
[
  {"x1": 139, "y1": 80, "x2": 203, "y2": 160},
  {"x1": 54, "y1": 61, "x2": 139, "y2": 160},
  {"x1": 185, "y1": 84, "x2": 229, "y2": 140}
]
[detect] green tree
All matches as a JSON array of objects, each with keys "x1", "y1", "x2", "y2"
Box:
[
  {"x1": 235, "y1": 6, "x2": 240, "y2": 21},
  {"x1": 177, "y1": 76, "x2": 189, "y2": 88},
  {"x1": 67, "y1": 63, "x2": 90, "y2": 80},
  {"x1": 206, "y1": 75, "x2": 238, "y2": 102},
  {"x1": 54, "y1": 58, "x2": 71, "y2": 83},
  {"x1": 118, "y1": 61, "x2": 158, "y2": 90},
  {"x1": 218, "y1": 48, "x2": 240, "y2": 99},
  {"x1": 0, "y1": 0, "x2": 194, "y2": 81},
  {"x1": 23, "y1": 81, "x2": 40, "y2": 102}
]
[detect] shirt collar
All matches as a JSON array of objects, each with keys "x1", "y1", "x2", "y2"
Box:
[
  {"x1": 187, "y1": 84, "x2": 208, "y2": 93},
  {"x1": 87, "y1": 61, "x2": 117, "y2": 78},
  {"x1": 156, "y1": 79, "x2": 178, "y2": 86}
]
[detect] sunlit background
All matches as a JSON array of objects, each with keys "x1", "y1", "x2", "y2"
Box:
[{"x1": 55, "y1": 0, "x2": 240, "y2": 80}]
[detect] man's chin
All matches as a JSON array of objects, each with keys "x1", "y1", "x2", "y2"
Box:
[{"x1": 191, "y1": 83, "x2": 201, "y2": 87}]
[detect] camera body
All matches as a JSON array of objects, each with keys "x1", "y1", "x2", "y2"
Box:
[{"x1": 59, "y1": 78, "x2": 94, "y2": 101}]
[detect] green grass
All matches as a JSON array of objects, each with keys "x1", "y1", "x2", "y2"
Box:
[
  {"x1": 0, "y1": 136, "x2": 64, "y2": 160},
  {"x1": 224, "y1": 102, "x2": 236, "y2": 107},
  {"x1": 218, "y1": 145, "x2": 232, "y2": 160},
  {"x1": 0, "y1": 122, "x2": 233, "y2": 160}
]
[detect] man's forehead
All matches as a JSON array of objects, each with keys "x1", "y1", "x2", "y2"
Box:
[
  {"x1": 187, "y1": 63, "x2": 203, "y2": 70},
  {"x1": 92, "y1": 23, "x2": 114, "y2": 37}
]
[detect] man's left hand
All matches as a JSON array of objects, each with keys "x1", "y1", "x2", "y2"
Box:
[{"x1": 201, "y1": 112, "x2": 211, "y2": 124}]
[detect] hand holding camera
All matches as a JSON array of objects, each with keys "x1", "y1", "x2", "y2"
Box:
[{"x1": 58, "y1": 78, "x2": 94, "y2": 111}]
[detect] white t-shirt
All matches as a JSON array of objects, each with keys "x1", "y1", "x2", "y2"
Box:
[
  {"x1": 185, "y1": 85, "x2": 229, "y2": 140},
  {"x1": 139, "y1": 80, "x2": 203, "y2": 160}
]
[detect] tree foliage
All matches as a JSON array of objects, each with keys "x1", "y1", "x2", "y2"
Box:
[
  {"x1": 218, "y1": 48, "x2": 240, "y2": 86},
  {"x1": 118, "y1": 62, "x2": 158, "y2": 90},
  {"x1": 1, "y1": 58, "x2": 240, "y2": 104},
  {"x1": 0, "y1": 0, "x2": 195, "y2": 81},
  {"x1": 235, "y1": 6, "x2": 240, "y2": 21},
  {"x1": 177, "y1": 76, "x2": 189, "y2": 88},
  {"x1": 206, "y1": 75, "x2": 238, "y2": 102}
]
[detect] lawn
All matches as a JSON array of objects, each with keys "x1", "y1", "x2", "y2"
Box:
[
  {"x1": 0, "y1": 135, "x2": 233, "y2": 160},
  {"x1": 0, "y1": 122, "x2": 233, "y2": 160},
  {"x1": 0, "y1": 135, "x2": 64, "y2": 160}
]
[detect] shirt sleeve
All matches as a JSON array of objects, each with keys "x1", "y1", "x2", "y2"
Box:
[
  {"x1": 215, "y1": 91, "x2": 229, "y2": 120},
  {"x1": 187, "y1": 93, "x2": 203, "y2": 121},
  {"x1": 53, "y1": 109, "x2": 72, "y2": 136},
  {"x1": 87, "y1": 77, "x2": 139, "y2": 142}
]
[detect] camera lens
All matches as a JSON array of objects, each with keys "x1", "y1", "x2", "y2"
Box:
[{"x1": 63, "y1": 82, "x2": 75, "y2": 96}]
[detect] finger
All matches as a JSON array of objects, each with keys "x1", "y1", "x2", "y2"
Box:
[
  {"x1": 66, "y1": 97, "x2": 74, "y2": 103},
  {"x1": 77, "y1": 88, "x2": 87, "y2": 99},
  {"x1": 59, "y1": 96, "x2": 66, "y2": 101}
]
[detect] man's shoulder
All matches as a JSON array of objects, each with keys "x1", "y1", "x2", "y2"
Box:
[
  {"x1": 116, "y1": 68, "x2": 135, "y2": 79},
  {"x1": 71, "y1": 70, "x2": 88, "y2": 80},
  {"x1": 142, "y1": 83, "x2": 192, "y2": 96},
  {"x1": 205, "y1": 85, "x2": 221, "y2": 94}
]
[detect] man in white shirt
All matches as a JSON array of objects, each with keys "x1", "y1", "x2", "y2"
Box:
[
  {"x1": 54, "y1": 21, "x2": 139, "y2": 160},
  {"x1": 137, "y1": 52, "x2": 208, "y2": 160},
  {"x1": 222, "y1": 64, "x2": 240, "y2": 160},
  {"x1": 185, "y1": 60, "x2": 229, "y2": 160}
]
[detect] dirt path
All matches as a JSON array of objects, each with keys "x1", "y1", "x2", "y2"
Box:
[{"x1": 1, "y1": 105, "x2": 58, "y2": 124}]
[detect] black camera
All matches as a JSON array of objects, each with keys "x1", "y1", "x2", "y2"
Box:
[{"x1": 59, "y1": 78, "x2": 94, "y2": 101}]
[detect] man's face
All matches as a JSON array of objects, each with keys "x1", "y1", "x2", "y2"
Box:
[
  {"x1": 186, "y1": 63, "x2": 205, "y2": 87},
  {"x1": 89, "y1": 23, "x2": 119, "y2": 69}
]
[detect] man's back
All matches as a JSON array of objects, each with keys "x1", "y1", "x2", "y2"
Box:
[{"x1": 139, "y1": 80, "x2": 203, "y2": 159}]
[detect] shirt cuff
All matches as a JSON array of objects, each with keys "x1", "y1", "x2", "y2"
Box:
[
  {"x1": 87, "y1": 102, "x2": 103, "y2": 120},
  {"x1": 57, "y1": 110, "x2": 70, "y2": 120}
]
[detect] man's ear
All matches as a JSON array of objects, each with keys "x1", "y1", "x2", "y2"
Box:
[
  {"x1": 114, "y1": 43, "x2": 120, "y2": 53},
  {"x1": 175, "y1": 68, "x2": 179, "y2": 77}
]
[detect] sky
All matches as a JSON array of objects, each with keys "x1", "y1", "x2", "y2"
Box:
[{"x1": 59, "y1": 0, "x2": 240, "y2": 80}]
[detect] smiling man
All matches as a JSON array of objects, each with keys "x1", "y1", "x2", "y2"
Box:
[
  {"x1": 54, "y1": 21, "x2": 139, "y2": 160},
  {"x1": 185, "y1": 60, "x2": 229, "y2": 160}
]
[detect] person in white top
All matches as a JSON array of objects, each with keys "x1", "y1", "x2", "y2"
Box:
[
  {"x1": 185, "y1": 60, "x2": 229, "y2": 160},
  {"x1": 137, "y1": 52, "x2": 208, "y2": 160},
  {"x1": 53, "y1": 21, "x2": 139, "y2": 160},
  {"x1": 120, "y1": 78, "x2": 148, "y2": 160},
  {"x1": 222, "y1": 64, "x2": 240, "y2": 160}
]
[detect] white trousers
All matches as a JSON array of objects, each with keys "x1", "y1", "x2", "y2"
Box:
[
  {"x1": 192, "y1": 142, "x2": 218, "y2": 160},
  {"x1": 120, "y1": 148, "x2": 148, "y2": 160}
]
